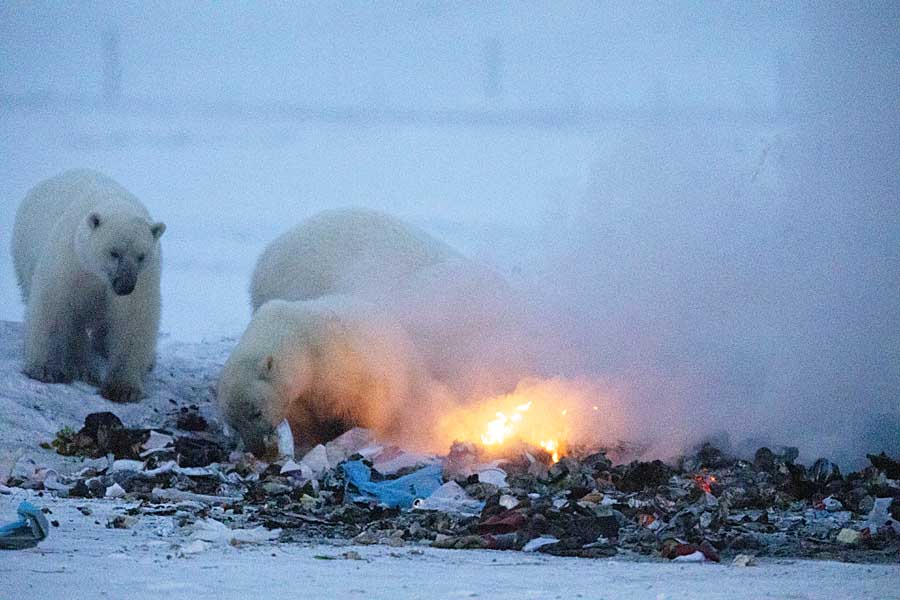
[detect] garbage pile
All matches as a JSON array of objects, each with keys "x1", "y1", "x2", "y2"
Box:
[{"x1": 6, "y1": 412, "x2": 900, "y2": 562}]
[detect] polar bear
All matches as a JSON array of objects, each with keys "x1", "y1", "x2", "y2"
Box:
[
  {"x1": 217, "y1": 296, "x2": 427, "y2": 456},
  {"x1": 11, "y1": 170, "x2": 165, "y2": 403},
  {"x1": 250, "y1": 208, "x2": 530, "y2": 394},
  {"x1": 250, "y1": 208, "x2": 459, "y2": 310}
]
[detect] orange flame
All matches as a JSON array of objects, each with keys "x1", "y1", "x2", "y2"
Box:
[
  {"x1": 439, "y1": 380, "x2": 574, "y2": 463},
  {"x1": 693, "y1": 473, "x2": 717, "y2": 494}
]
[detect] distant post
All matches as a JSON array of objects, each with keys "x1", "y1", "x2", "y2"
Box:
[{"x1": 102, "y1": 28, "x2": 122, "y2": 106}]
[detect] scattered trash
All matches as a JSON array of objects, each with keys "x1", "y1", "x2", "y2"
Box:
[
  {"x1": 475, "y1": 467, "x2": 507, "y2": 487},
  {"x1": 275, "y1": 419, "x2": 295, "y2": 459},
  {"x1": 0, "y1": 501, "x2": 50, "y2": 549},
  {"x1": 298, "y1": 444, "x2": 329, "y2": 479},
  {"x1": 21, "y1": 413, "x2": 900, "y2": 561},
  {"x1": 152, "y1": 487, "x2": 243, "y2": 505},
  {"x1": 175, "y1": 437, "x2": 226, "y2": 467},
  {"x1": 178, "y1": 539, "x2": 212, "y2": 556},
  {"x1": 176, "y1": 407, "x2": 208, "y2": 432},
  {"x1": 867, "y1": 452, "x2": 900, "y2": 479},
  {"x1": 661, "y1": 539, "x2": 720, "y2": 563},
  {"x1": 731, "y1": 553, "x2": 757, "y2": 567},
  {"x1": 191, "y1": 518, "x2": 281, "y2": 546},
  {"x1": 108, "y1": 515, "x2": 138, "y2": 529},
  {"x1": 373, "y1": 450, "x2": 437, "y2": 476},
  {"x1": 343, "y1": 460, "x2": 443, "y2": 509},
  {"x1": 523, "y1": 536, "x2": 559, "y2": 552},
  {"x1": 836, "y1": 528, "x2": 862, "y2": 545},
  {"x1": 863, "y1": 498, "x2": 899, "y2": 534},
  {"x1": 413, "y1": 481, "x2": 484, "y2": 516},
  {"x1": 141, "y1": 431, "x2": 175, "y2": 457},
  {"x1": 105, "y1": 483, "x2": 126, "y2": 498},
  {"x1": 51, "y1": 412, "x2": 149, "y2": 459}
]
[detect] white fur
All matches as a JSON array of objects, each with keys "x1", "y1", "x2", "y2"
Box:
[
  {"x1": 250, "y1": 208, "x2": 458, "y2": 310},
  {"x1": 217, "y1": 296, "x2": 426, "y2": 455},
  {"x1": 11, "y1": 169, "x2": 165, "y2": 402},
  {"x1": 225, "y1": 208, "x2": 528, "y2": 453},
  {"x1": 250, "y1": 208, "x2": 527, "y2": 393}
]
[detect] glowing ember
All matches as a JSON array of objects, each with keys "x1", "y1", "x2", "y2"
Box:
[
  {"x1": 539, "y1": 439, "x2": 560, "y2": 463},
  {"x1": 693, "y1": 473, "x2": 717, "y2": 494},
  {"x1": 435, "y1": 380, "x2": 585, "y2": 464}
]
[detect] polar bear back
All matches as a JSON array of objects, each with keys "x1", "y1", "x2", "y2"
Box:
[
  {"x1": 250, "y1": 208, "x2": 458, "y2": 311},
  {"x1": 12, "y1": 169, "x2": 149, "y2": 300}
]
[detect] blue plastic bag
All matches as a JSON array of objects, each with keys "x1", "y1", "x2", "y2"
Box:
[
  {"x1": 343, "y1": 460, "x2": 442, "y2": 509},
  {"x1": 0, "y1": 501, "x2": 50, "y2": 550}
]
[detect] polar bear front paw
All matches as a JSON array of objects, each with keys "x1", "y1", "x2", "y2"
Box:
[
  {"x1": 24, "y1": 363, "x2": 74, "y2": 384},
  {"x1": 101, "y1": 380, "x2": 142, "y2": 403}
]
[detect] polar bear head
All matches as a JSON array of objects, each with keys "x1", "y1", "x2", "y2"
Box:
[
  {"x1": 217, "y1": 298, "x2": 419, "y2": 457},
  {"x1": 76, "y1": 208, "x2": 165, "y2": 296}
]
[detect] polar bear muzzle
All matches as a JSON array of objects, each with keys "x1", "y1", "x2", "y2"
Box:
[{"x1": 112, "y1": 258, "x2": 138, "y2": 296}]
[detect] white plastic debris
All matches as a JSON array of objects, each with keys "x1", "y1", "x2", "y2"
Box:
[
  {"x1": 191, "y1": 518, "x2": 281, "y2": 545},
  {"x1": 279, "y1": 459, "x2": 305, "y2": 475},
  {"x1": 822, "y1": 496, "x2": 843, "y2": 512},
  {"x1": 105, "y1": 483, "x2": 126, "y2": 498},
  {"x1": 836, "y1": 528, "x2": 862, "y2": 545},
  {"x1": 523, "y1": 536, "x2": 559, "y2": 552},
  {"x1": 300, "y1": 444, "x2": 330, "y2": 478},
  {"x1": 111, "y1": 459, "x2": 145, "y2": 472},
  {"x1": 732, "y1": 554, "x2": 757, "y2": 567},
  {"x1": 499, "y1": 494, "x2": 520, "y2": 510},
  {"x1": 178, "y1": 539, "x2": 212, "y2": 556},
  {"x1": 325, "y1": 427, "x2": 374, "y2": 465},
  {"x1": 276, "y1": 419, "x2": 295, "y2": 459},
  {"x1": 142, "y1": 460, "x2": 178, "y2": 477},
  {"x1": 143, "y1": 430, "x2": 174, "y2": 450},
  {"x1": 412, "y1": 481, "x2": 484, "y2": 516},
  {"x1": 476, "y1": 467, "x2": 507, "y2": 487},
  {"x1": 864, "y1": 497, "x2": 899, "y2": 534},
  {"x1": 41, "y1": 470, "x2": 72, "y2": 494},
  {"x1": 673, "y1": 551, "x2": 706, "y2": 562},
  {"x1": 75, "y1": 456, "x2": 112, "y2": 476},
  {"x1": 373, "y1": 451, "x2": 436, "y2": 476},
  {"x1": 152, "y1": 487, "x2": 243, "y2": 505}
]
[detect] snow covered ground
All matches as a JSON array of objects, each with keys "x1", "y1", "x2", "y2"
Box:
[
  {"x1": 2, "y1": 491, "x2": 898, "y2": 600},
  {"x1": 0, "y1": 494, "x2": 900, "y2": 600}
]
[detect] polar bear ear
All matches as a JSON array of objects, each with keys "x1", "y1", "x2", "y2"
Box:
[
  {"x1": 258, "y1": 355, "x2": 276, "y2": 380},
  {"x1": 87, "y1": 212, "x2": 102, "y2": 230},
  {"x1": 150, "y1": 221, "x2": 166, "y2": 240}
]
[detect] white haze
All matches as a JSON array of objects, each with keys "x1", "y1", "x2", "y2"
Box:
[{"x1": 0, "y1": 3, "x2": 897, "y2": 467}]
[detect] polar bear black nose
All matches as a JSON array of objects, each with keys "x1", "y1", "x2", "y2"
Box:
[{"x1": 112, "y1": 273, "x2": 136, "y2": 295}]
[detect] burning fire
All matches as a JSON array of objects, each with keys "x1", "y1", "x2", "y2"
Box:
[
  {"x1": 477, "y1": 400, "x2": 563, "y2": 462},
  {"x1": 693, "y1": 473, "x2": 717, "y2": 494},
  {"x1": 437, "y1": 379, "x2": 589, "y2": 463}
]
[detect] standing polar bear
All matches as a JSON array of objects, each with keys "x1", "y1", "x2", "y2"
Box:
[{"x1": 12, "y1": 170, "x2": 166, "y2": 403}]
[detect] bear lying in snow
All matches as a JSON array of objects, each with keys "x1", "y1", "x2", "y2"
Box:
[
  {"x1": 11, "y1": 170, "x2": 165, "y2": 403},
  {"x1": 217, "y1": 296, "x2": 427, "y2": 456},
  {"x1": 221, "y1": 208, "x2": 528, "y2": 454}
]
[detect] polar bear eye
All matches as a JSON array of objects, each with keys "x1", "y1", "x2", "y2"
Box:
[
  {"x1": 110, "y1": 250, "x2": 120, "y2": 260},
  {"x1": 137, "y1": 254, "x2": 145, "y2": 263}
]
